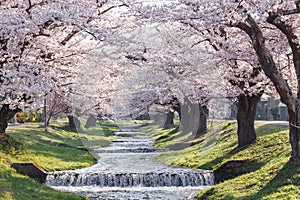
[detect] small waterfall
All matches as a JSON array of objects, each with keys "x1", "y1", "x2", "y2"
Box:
[
  {"x1": 46, "y1": 171, "x2": 214, "y2": 187},
  {"x1": 46, "y1": 126, "x2": 214, "y2": 199}
]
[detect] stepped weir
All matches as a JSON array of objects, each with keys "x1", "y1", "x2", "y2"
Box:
[{"x1": 46, "y1": 125, "x2": 214, "y2": 200}]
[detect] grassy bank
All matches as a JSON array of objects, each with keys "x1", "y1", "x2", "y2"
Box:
[
  {"x1": 144, "y1": 121, "x2": 300, "y2": 199},
  {"x1": 0, "y1": 120, "x2": 118, "y2": 200}
]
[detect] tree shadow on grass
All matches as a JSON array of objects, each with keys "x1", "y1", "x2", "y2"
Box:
[
  {"x1": 12, "y1": 124, "x2": 113, "y2": 148},
  {"x1": 155, "y1": 127, "x2": 180, "y2": 144},
  {"x1": 7, "y1": 131, "x2": 96, "y2": 169},
  {"x1": 198, "y1": 142, "x2": 264, "y2": 183},
  {"x1": 198, "y1": 143, "x2": 242, "y2": 170},
  {"x1": 10, "y1": 128, "x2": 84, "y2": 150},
  {"x1": 245, "y1": 161, "x2": 300, "y2": 200},
  {"x1": 255, "y1": 124, "x2": 288, "y2": 137}
]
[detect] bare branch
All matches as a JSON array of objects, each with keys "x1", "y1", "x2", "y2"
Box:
[
  {"x1": 61, "y1": 29, "x2": 80, "y2": 45},
  {"x1": 99, "y1": 3, "x2": 129, "y2": 15}
]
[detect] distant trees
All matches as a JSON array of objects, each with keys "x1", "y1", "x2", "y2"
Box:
[{"x1": 122, "y1": 26, "x2": 213, "y2": 138}]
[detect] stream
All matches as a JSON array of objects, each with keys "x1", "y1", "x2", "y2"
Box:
[{"x1": 46, "y1": 125, "x2": 214, "y2": 200}]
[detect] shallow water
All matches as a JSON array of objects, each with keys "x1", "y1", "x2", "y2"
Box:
[
  {"x1": 46, "y1": 127, "x2": 214, "y2": 199},
  {"x1": 51, "y1": 186, "x2": 211, "y2": 200}
]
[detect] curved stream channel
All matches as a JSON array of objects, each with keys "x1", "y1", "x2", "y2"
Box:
[{"x1": 46, "y1": 125, "x2": 214, "y2": 200}]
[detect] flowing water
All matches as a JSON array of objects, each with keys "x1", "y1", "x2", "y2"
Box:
[{"x1": 46, "y1": 125, "x2": 214, "y2": 200}]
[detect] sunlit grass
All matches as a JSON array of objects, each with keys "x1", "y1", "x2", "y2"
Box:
[
  {"x1": 145, "y1": 121, "x2": 299, "y2": 199},
  {"x1": 0, "y1": 120, "x2": 118, "y2": 199}
]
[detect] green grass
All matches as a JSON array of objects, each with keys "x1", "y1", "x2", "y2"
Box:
[
  {"x1": 0, "y1": 120, "x2": 118, "y2": 200},
  {"x1": 145, "y1": 121, "x2": 299, "y2": 199},
  {"x1": 0, "y1": 169, "x2": 87, "y2": 200}
]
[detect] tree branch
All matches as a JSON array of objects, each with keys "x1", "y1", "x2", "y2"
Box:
[
  {"x1": 98, "y1": 3, "x2": 129, "y2": 15},
  {"x1": 61, "y1": 29, "x2": 80, "y2": 45},
  {"x1": 267, "y1": 2, "x2": 300, "y2": 97},
  {"x1": 235, "y1": 14, "x2": 296, "y2": 116}
]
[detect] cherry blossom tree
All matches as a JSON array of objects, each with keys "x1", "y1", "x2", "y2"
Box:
[
  {"x1": 0, "y1": 0, "x2": 134, "y2": 136},
  {"x1": 142, "y1": 0, "x2": 299, "y2": 158},
  {"x1": 127, "y1": 0, "x2": 296, "y2": 149},
  {"x1": 42, "y1": 92, "x2": 70, "y2": 131},
  {"x1": 126, "y1": 5, "x2": 261, "y2": 146},
  {"x1": 232, "y1": 1, "x2": 300, "y2": 159},
  {"x1": 210, "y1": 33, "x2": 272, "y2": 146},
  {"x1": 185, "y1": 0, "x2": 300, "y2": 159}
]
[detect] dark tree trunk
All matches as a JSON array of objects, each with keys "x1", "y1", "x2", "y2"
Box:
[
  {"x1": 67, "y1": 115, "x2": 81, "y2": 130},
  {"x1": 236, "y1": 94, "x2": 261, "y2": 147},
  {"x1": 0, "y1": 115, "x2": 8, "y2": 135},
  {"x1": 163, "y1": 110, "x2": 175, "y2": 129},
  {"x1": 287, "y1": 100, "x2": 300, "y2": 161},
  {"x1": 192, "y1": 104, "x2": 208, "y2": 138},
  {"x1": 0, "y1": 104, "x2": 22, "y2": 135},
  {"x1": 43, "y1": 98, "x2": 48, "y2": 132},
  {"x1": 85, "y1": 114, "x2": 97, "y2": 128}
]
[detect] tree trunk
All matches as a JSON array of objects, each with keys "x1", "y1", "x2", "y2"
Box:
[
  {"x1": 236, "y1": 94, "x2": 261, "y2": 147},
  {"x1": 192, "y1": 104, "x2": 208, "y2": 138},
  {"x1": 179, "y1": 98, "x2": 208, "y2": 139},
  {"x1": 85, "y1": 114, "x2": 97, "y2": 128},
  {"x1": 0, "y1": 104, "x2": 22, "y2": 135},
  {"x1": 179, "y1": 98, "x2": 193, "y2": 134},
  {"x1": 0, "y1": 116, "x2": 8, "y2": 135},
  {"x1": 67, "y1": 115, "x2": 81, "y2": 130},
  {"x1": 46, "y1": 114, "x2": 52, "y2": 127},
  {"x1": 43, "y1": 98, "x2": 48, "y2": 132},
  {"x1": 287, "y1": 100, "x2": 300, "y2": 161},
  {"x1": 163, "y1": 110, "x2": 175, "y2": 129}
]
